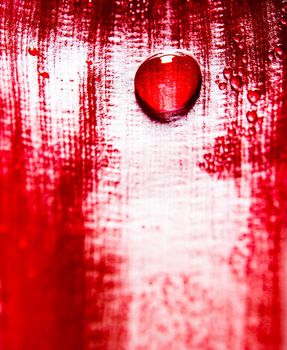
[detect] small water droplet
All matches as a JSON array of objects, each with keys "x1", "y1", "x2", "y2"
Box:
[
  {"x1": 223, "y1": 67, "x2": 233, "y2": 80},
  {"x1": 134, "y1": 51, "x2": 202, "y2": 122},
  {"x1": 247, "y1": 126, "x2": 256, "y2": 137},
  {"x1": 233, "y1": 34, "x2": 242, "y2": 43},
  {"x1": 247, "y1": 89, "x2": 261, "y2": 103},
  {"x1": 238, "y1": 42, "x2": 245, "y2": 50},
  {"x1": 28, "y1": 47, "x2": 39, "y2": 56},
  {"x1": 215, "y1": 136, "x2": 224, "y2": 145},
  {"x1": 283, "y1": 4, "x2": 287, "y2": 14},
  {"x1": 268, "y1": 51, "x2": 275, "y2": 62},
  {"x1": 198, "y1": 162, "x2": 206, "y2": 170},
  {"x1": 242, "y1": 55, "x2": 248, "y2": 64},
  {"x1": 230, "y1": 76, "x2": 243, "y2": 92},
  {"x1": 274, "y1": 45, "x2": 285, "y2": 59},
  {"x1": 246, "y1": 110, "x2": 258, "y2": 123},
  {"x1": 204, "y1": 153, "x2": 212, "y2": 161},
  {"x1": 281, "y1": 15, "x2": 287, "y2": 25},
  {"x1": 218, "y1": 82, "x2": 227, "y2": 90},
  {"x1": 237, "y1": 66, "x2": 245, "y2": 77},
  {"x1": 38, "y1": 71, "x2": 50, "y2": 79}
]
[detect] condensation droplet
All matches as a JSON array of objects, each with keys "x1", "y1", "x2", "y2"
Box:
[
  {"x1": 242, "y1": 55, "x2": 248, "y2": 64},
  {"x1": 223, "y1": 67, "x2": 233, "y2": 80},
  {"x1": 247, "y1": 89, "x2": 261, "y2": 103},
  {"x1": 268, "y1": 51, "x2": 275, "y2": 62},
  {"x1": 274, "y1": 45, "x2": 285, "y2": 59},
  {"x1": 230, "y1": 76, "x2": 243, "y2": 92},
  {"x1": 219, "y1": 82, "x2": 227, "y2": 90},
  {"x1": 38, "y1": 71, "x2": 50, "y2": 79},
  {"x1": 247, "y1": 126, "x2": 257, "y2": 137},
  {"x1": 246, "y1": 110, "x2": 258, "y2": 123},
  {"x1": 238, "y1": 42, "x2": 245, "y2": 50},
  {"x1": 233, "y1": 34, "x2": 242, "y2": 43},
  {"x1": 28, "y1": 47, "x2": 39, "y2": 56},
  {"x1": 281, "y1": 15, "x2": 287, "y2": 25}
]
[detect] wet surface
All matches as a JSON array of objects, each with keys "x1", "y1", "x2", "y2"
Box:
[{"x1": 0, "y1": 0, "x2": 287, "y2": 349}]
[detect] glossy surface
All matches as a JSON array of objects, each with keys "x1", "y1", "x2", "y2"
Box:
[
  {"x1": 134, "y1": 51, "x2": 201, "y2": 121},
  {"x1": 0, "y1": 0, "x2": 287, "y2": 350}
]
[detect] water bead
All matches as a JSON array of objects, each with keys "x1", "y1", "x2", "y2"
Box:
[
  {"x1": 134, "y1": 51, "x2": 202, "y2": 122},
  {"x1": 28, "y1": 47, "x2": 39, "y2": 56},
  {"x1": 230, "y1": 76, "x2": 243, "y2": 92},
  {"x1": 218, "y1": 82, "x2": 227, "y2": 90},
  {"x1": 223, "y1": 67, "x2": 233, "y2": 80},
  {"x1": 246, "y1": 111, "x2": 258, "y2": 123},
  {"x1": 247, "y1": 90, "x2": 261, "y2": 104}
]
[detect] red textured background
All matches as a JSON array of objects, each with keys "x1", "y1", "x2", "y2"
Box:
[{"x1": 0, "y1": 0, "x2": 287, "y2": 349}]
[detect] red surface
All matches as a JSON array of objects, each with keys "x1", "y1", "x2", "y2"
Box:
[
  {"x1": 134, "y1": 51, "x2": 201, "y2": 121},
  {"x1": 0, "y1": 0, "x2": 287, "y2": 350}
]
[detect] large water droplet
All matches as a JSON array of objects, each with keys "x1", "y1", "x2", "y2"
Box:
[{"x1": 134, "y1": 51, "x2": 202, "y2": 122}]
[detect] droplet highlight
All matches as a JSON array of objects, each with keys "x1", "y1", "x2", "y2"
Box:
[{"x1": 134, "y1": 51, "x2": 202, "y2": 121}]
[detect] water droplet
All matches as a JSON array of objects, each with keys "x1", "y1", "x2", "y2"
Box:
[
  {"x1": 223, "y1": 67, "x2": 232, "y2": 80},
  {"x1": 218, "y1": 82, "x2": 227, "y2": 90},
  {"x1": 134, "y1": 51, "x2": 202, "y2": 121},
  {"x1": 238, "y1": 42, "x2": 245, "y2": 50},
  {"x1": 237, "y1": 66, "x2": 245, "y2": 77},
  {"x1": 198, "y1": 162, "x2": 206, "y2": 170},
  {"x1": 38, "y1": 71, "x2": 50, "y2": 79},
  {"x1": 233, "y1": 34, "x2": 242, "y2": 43},
  {"x1": 242, "y1": 55, "x2": 248, "y2": 64},
  {"x1": 230, "y1": 76, "x2": 243, "y2": 92},
  {"x1": 281, "y1": 15, "x2": 287, "y2": 25},
  {"x1": 268, "y1": 51, "x2": 275, "y2": 62},
  {"x1": 283, "y1": 4, "x2": 287, "y2": 14},
  {"x1": 247, "y1": 126, "x2": 256, "y2": 137},
  {"x1": 274, "y1": 45, "x2": 285, "y2": 59},
  {"x1": 28, "y1": 47, "x2": 39, "y2": 56},
  {"x1": 247, "y1": 89, "x2": 261, "y2": 103},
  {"x1": 215, "y1": 136, "x2": 224, "y2": 145},
  {"x1": 246, "y1": 110, "x2": 258, "y2": 123}
]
